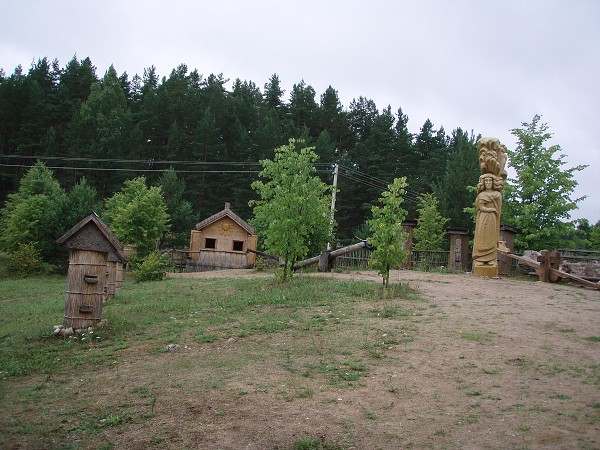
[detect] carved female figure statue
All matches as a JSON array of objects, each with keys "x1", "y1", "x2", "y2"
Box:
[{"x1": 472, "y1": 174, "x2": 503, "y2": 271}]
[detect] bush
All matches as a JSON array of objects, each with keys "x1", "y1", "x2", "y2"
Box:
[
  {"x1": 252, "y1": 255, "x2": 268, "y2": 272},
  {"x1": 131, "y1": 252, "x2": 172, "y2": 282},
  {"x1": 7, "y1": 243, "x2": 52, "y2": 276}
]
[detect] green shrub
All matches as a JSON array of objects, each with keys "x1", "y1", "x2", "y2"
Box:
[
  {"x1": 252, "y1": 255, "x2": 268, "y2": 272},
  {"x1": 131, "y1": 252, "x2": 172, "y2": 282},
  {"x1": 7, "y1": 243, "x2": 52, "y2": 276}
]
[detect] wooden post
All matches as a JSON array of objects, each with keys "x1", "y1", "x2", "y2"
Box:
[
  {"x1": 447, "y1": 228, "x2": 470, "y2": 272},
  {"x1": 538, "y1": 250, "x2": 551, "y2": 283},
  {"x1": 318, "y1": 251, "x2": 331, "y2": 272},
  {"x1": 499, "y1": 225, "x2": 520, "y2": 275},
  {"x1": 549, "y1": 250, "x2": 563, "y2": 282},
  {"x1": 400, "y1": 219, "x2": 417, "y2": 269}
]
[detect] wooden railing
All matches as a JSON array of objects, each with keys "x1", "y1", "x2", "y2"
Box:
[
  {"x1": 410, "y1": 250, "x2": 450, "y2": 271},
  {"x1": 335, "y1": 247, "x2": 373, "y2": 269}
]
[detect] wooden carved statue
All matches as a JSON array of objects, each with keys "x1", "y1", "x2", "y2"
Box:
[{"x1": 472, "y1": 137, "x2": 507, "y2": 277}]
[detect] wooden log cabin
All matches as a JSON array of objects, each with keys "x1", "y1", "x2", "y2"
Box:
[{"x1": 189, "y1": 203, "x2": 258, "y2": 271}]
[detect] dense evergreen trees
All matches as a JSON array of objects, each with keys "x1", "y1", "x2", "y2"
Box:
[{"x1": 1, "y1": 56, "x2": 592, "y2": 250}]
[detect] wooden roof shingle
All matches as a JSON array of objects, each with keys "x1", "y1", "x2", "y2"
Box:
[{"x1": 195, "y1": 203, "x2": 256, "y2": 235}]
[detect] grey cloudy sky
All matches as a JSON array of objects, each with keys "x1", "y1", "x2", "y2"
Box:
[{"x1": 2, "y1": 0, "x2": 599, "y2": 223}]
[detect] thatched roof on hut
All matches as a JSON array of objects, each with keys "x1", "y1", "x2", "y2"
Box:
[
  {"x1": 57, "y1": 212, "x2": 127, "y2": 262},
  {"x1": 195, "y1": 202, "x2": 256, "y2": 235}
]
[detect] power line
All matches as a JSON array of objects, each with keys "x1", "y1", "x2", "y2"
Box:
[
  {"x1": 0, "y1": 162, "x2": 333, "y2": 175},
  {"x1": 338, "y1": 172, "x2": 420, "y2": 204},
  {"x1": 0, "y1": 153, "x2": 336, "y2": 167},
  {"x1": 0, "y1": 163, "x2": 260, "y2": 174},
  {"x1": 0, "y1": 154, "x2": 263, "y2": 166},
  {"x1": 337, "y1": 164, "x2": 423, "y2": 202},
  {"x1": 0, "y1": 155, "x2": 425, "y2": 200}
]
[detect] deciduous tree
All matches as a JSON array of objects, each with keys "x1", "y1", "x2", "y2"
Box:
[
  {"x1": 367, "y1": 177, "x2": 409, "y2": 286},
  {"x1": 103, "y1": 177, "x2": 169, "y2": 257},
  {"x1": 250, "y1": 139, "x2": 332, "y2": 281},
  {"x1": 504, "y1": 115, "x2": 587, "y2": 251}
]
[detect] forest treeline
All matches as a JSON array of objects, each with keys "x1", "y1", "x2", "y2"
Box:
[{"x1": 0, "y1": 56, "x2": 483, "y2": 240}]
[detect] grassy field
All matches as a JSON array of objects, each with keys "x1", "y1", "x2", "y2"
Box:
[
  {"x1": 1, "y1": 271, "x2": 598, "y2": 449},
  {"x1": 0, "y1": 273, "x2": 424, "y2": 449}
]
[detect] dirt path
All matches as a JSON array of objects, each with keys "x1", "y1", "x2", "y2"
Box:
[{"x1": 160, "y1": 269, "x2": 600, "y2": 449}]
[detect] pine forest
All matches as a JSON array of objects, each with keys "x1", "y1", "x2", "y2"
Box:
[{"x1": 1, "y1": 56, "x2": 594, "y2": 254}]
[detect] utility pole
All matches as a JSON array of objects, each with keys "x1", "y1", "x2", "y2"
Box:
[{"x1": 328, "y1": 163, "x2": 339, "y2": 250}]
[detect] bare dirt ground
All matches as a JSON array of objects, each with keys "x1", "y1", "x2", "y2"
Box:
[
  {"x1": 6, "y1": 270, "x2": 600, "y2": 449},
  {"x1": 160, "y1": 270, "x2": 599, "y2": 448}
]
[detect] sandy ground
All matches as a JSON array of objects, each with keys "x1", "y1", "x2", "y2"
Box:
[
  {"x1": 4, "y1": 269, "x2": 599, "y2": 449},
  {"x1": 160, "y1": 269, "x2": 600, "y2": 449}
]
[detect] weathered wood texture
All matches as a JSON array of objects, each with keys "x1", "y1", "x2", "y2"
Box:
[
  {"x1": 448, "y1": 229, "x2": 471, "y2": 272},
  {"x1": 189, "y1": 219, "x2": 257, "y2": 269},
  {"x1": 294, "y1": 241, "x2": 370, "y2": 271},
  {"x1": 498, "y1": 249, "x2": 600, "y2": 290},
  {"x1": 106, "y1": 260, "x2": 117, "y2": 300},
  {"x1": 57, "y1": 213, "x2": 127, "y2": 263},
  {"x1": 185, "y1": 250, "x2": 251, "y2": 272},
  {"x1": 115, "y1": 261, "x2": 123, "y2": 289},
  {"x1": 63, "y1": 249, "x2": 107, "y2": 329},
  {"x1": 334, "y1": 247, "x2": 373, "y2": 269}
]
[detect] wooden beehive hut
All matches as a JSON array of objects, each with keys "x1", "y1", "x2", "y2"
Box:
[
  {"x1": 189, "y1": 203, "x2": 257, "y2": 271},
  {"x1": 57, "y1": 213, "x2": 127, "y2": 329}
]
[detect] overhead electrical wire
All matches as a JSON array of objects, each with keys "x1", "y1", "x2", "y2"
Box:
[
  {"x1": 338, "y1": 164, "x2": 423, "y2": 200},
  {"x1": 0, "y1": 154, "x2": 426, "y2": 202},
  {"x1": 0, "y1": 154, "x2": 335, "y2": 167},
  {"x1": 0, "y1": 163, "x2": 261, "y2": 173},
  {"x1": 337, "y1": 165, "x2": 423, "y2": 203}
]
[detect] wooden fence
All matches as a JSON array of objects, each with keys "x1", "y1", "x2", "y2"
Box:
[
  {"x1": 334, "y1": 248, "x2": 451, "y2": 271},
  {"x1": 334, "y1": 247, "x2": 373, "y2": 269},
  {"x1": 410, "y1": 250, "x2": 451, "y2": 271},
  {"x1": 168, "y1": 249, "x2": 251, "y2": 272},
  {"x1": 557, "y1": 248, "x2": 600, "y2": 262}
]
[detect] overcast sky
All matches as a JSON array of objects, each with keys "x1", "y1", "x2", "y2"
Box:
[{"x1": 2, "y1": 0, "x2": 599, "y2": 223}]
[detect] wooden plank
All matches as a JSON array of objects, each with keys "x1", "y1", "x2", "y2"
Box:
[
  {"x1": 329, "y1": 241, "x2": 369, "y2": 258},
  {"x1": 499, "y1": 249, "x2": 600, "y2": 290},
  {"x1": 498, "y1": 250, "x2": 540, "y2": 271},
  {"x1": 294, "y1": 242, "x2": 369, "y2": 270},
  {"x1": 549, "y1": 268, "x2": 600, "y2": 290}
]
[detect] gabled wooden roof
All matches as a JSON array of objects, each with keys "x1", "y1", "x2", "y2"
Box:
[
  {"x1": 57, "y1": 212, "x2": 127, "y2": 261},
  {"x1": 195, "y1": 202, "x2": 256, "y2": 235}
]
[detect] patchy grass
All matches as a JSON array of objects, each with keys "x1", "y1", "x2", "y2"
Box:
[
  {"x1": 0, "y1": 274, "x2": 424, "y2": 448},
  {"x1": 1, "y1": 271, "x2": 598, "y2": 449},
  {"x1": 459, "y1": 331, "x2": 496, "y2": 342},
  {"x1": 0, "y1": 276, "x2": 420, "y2": 378}
]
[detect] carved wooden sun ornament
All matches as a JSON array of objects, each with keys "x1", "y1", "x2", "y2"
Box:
[{"x1": 219, "y1": 222, "x2": 233, "y2": 236}]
